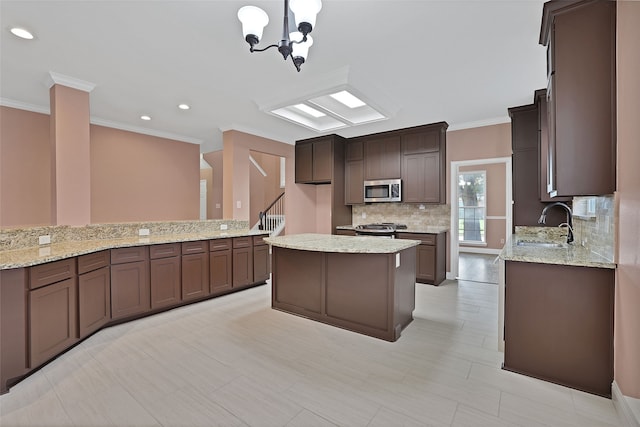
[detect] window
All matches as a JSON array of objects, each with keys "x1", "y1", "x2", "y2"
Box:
[{"x1": 458, "y1": 171, "x2": 486, "y2": 243}]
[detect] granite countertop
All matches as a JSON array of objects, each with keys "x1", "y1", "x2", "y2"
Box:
[
  {"x1": 336, "y1": 225, "x2": 450, "y2": 234},
  {"x1": 0, "y1": 229, "x2": 268, "y2": 269},
  {"x1": 265, "y1": 233, "x2": 420, "y2": 254},
  {"x1": 499, "y1": 234, "x2": 616, "y2": 269}
]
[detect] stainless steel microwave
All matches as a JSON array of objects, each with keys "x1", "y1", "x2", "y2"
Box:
[{"x1": 363, "y1": 179, "x2": 402, "y2": 202}]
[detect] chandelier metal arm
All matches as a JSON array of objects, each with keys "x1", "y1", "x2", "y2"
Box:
[{"x1": 249, "y1": 43, "x2": 279, "y2": 53}]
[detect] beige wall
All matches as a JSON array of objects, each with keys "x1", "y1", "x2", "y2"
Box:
[
  {"x1": 1, "y1": 107, "x2": 201, "y2": 227},
  {"x1": 203, "y1": 151, "x2": 223, "y2": 219},
  {"x1": 90, "y1": 125, "x2": 200, "y2": 223},
  {"x1": 249, "y1": 151, "x2": 283, "y2": 227},
  {"x1": 0, "y1": 107, "x2": 51, "y2": 227},
  {"x1": 221, "y1": 130, "x2": 301, "y2": 229},
  {"x1": 615, "y1": 0, "x2": 640, "y2": 399}
]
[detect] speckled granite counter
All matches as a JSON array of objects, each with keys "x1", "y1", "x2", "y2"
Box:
[
  {"x1": 0, "y1": 229, "x2": 268, "y2": 269},
  {"x1": 499, "y1": 234, "x2": 616, "y2": 269},
  {"x1": 265, "y1": 233, "x2": 420, "y2": 254},
  {"x1": 336, "y1": 225, "x2": 449, "y2": 234}
]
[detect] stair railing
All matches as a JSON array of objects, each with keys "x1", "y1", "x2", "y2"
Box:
[{"x1": 259, "y1": 192, "x2": 285, "y2": 233}]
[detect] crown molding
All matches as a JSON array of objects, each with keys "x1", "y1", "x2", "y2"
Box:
[
  {"x1": 45, "y1": 71, "x2": 96, "y2": 92},
  {"x1": 0, "y1": 98, "x2": 50, "y2": 114},
  {"x1": 90, "y1": 117, "x2": 203, "y2": 145},
  {"x1": 448, "y1": 116, "x2": 510, "y2": 131}
]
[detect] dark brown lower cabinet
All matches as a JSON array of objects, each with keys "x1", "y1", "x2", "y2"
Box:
[
  {"x1": 503, "y1": 261, "x2": 614, "y2": 397},
  {"x1": 1, "y1": 268, "x2": 28, "y2": 393},
  {"x1": 150, "y1": 256, "x2": 181, "y2": 309},
  {"x1": 110, "y1": 246, "x2": 150, "y2": 321},
  {"x1": 396, "y1": 232, "x2": 446, "y2": 285},
  {"x1": 78, "y1": 266, "x2": 111, "y2": 338},
  {"x1": 233, "y1": 237, "x2": 253, "y2": 288},
  {"x1": 210, "y1": 248, "x2": 232, "y2": 295},
  {"x1": 253, "y1": 236, "x2": 270, "y2": 284},
  {"x1": 29, "y1": 277, "x2": 78, "y2": 368},
  {"x1": 182, "y1": 252, "x2": 209, "y2": 301}
]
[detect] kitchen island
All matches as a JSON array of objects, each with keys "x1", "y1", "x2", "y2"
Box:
[{"x1": 265, "y1": 234, "x2": 420, "y2": 342}]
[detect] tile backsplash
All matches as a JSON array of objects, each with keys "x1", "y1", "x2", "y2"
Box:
[
  {"x1": 352, "y1": 203, "x2": 451, "y2": 228},
  {"x1": 572, "y1": 195, "x2": 615, "y2": 262}
]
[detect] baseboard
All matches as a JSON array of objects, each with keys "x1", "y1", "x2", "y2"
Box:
[
  {"x1": 446, "y1": 272, "x2": 455, "y2": 280},
  {"x1": 459, "y1": 247, "x2": 501, "y2": 255},
  {"x1": 613, "y1": 381, "x2": 640, "y2": 427}
]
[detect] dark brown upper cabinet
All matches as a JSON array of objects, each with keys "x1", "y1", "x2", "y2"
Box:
[
  {"x1": 364, "y1": 135, "x2": 401, "y2": 180},
  {"x1": 295, "y1": 136, "x2": 336, "y2": 184},
  {"x1": 400, "y1": 122, "x2": 447, "y2": 204},
  {"x1": 344, "y1": 138, "x2": 364, "y2": 205},
  {"x1": 540, "y1": 0, "x2": 616, "y2": 197}
]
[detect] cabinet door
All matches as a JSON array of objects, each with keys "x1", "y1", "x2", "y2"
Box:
[
  {"x1": 110, "y1": 260, "x2": 150, "y2": 320},
  {"x1": 150, "y1": 256, "x2": 181, "y2": 309},
  {"x1": 364, "y1": 136, "x2": 401, "y2": 180},
  {"x1": 253, "y1": 244, "x2": 270, "y2": 284},
  {"x1": 210, "y1": 249, "x2": 232, "y2": 295},
  {"x1": 416, "y1": 245, "x2": 436, "y2": 283},
  {"x1": 345, "y1": 139, "x2": 363, "y2": 162},
  {"x1": 401, "y1": 130, "x2": 439, "y2": 154},
  {"x1": 295, "y1": 142, "x2": 313, "y2": 183},
  {"x1": 182, "y1": 252, "x2": 210, "y2": 301},
  {"x1": 345, "y1": 160, "x2": 364, "y2": 205},
  {"x1": 312, "y1": 138, "x2": 332, "y2": 182},
  {"x1": 402, "y1": 152, "x2": 440, "y2": 203},
  {"x1": 233, "y1": 247, "x2": 253, "y2": 288},
  {"x1": 29, "y1": 277, "x2": 78, "y2": 367},
  {"x1": 78, "y1": 266, "x2": 111, "y2": 338}
]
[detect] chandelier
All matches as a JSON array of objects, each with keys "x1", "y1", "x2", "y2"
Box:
[{"x1": 237, "y1": 0, "x2": 322, "y2": 72}]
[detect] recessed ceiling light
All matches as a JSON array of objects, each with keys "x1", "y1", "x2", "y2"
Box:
[
  {"x1": 330, "y1": 90, "x2": 365, "y2": 108},
  {"x1": 140, "y1": 115, "x2": 151, "y2": 121},
  {"x1": 293, "y1": 103, "x2": 325, "y2": 118},
  {"x1": 10, "y1": 27, "x2": 34, "y2": 40},
  {"x1": 178, "y1": 104, "x2": 190, "y2": 110}
]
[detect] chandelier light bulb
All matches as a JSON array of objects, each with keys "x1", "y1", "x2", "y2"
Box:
[
  {"x1": 289, "y1": 0, "x2": 322, "y2": 34},
  {"x1": 237, "y1": 6, "x2": 269, "y2": 43}
]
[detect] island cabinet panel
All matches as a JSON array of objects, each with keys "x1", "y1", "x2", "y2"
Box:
[
  {"x1": 1, "y1": 268, "x2": 28, "y2": 393},
  {"x1": 541, "y1": 0, "x2": 616, "y2": 197},
  {"x1": 181, "y1": 241, "x2": 209, "y2": 301},
  {"x1": 270, "y1": 243, "x2": 417, "y2": 342},
  {"x1": 325, "y1": 253, "x2": 390, "y2": 331},
  {"x1": 110, "y1": 246, "x2": 150, "y2": 320},
  {"x1": 232, "y1": 237, "x2": 253, "y2": 288},
  {"x1": 78, "y1": 265, "x2": 111, "y2": 339},
  {"x1": 272, "y1": 248, "x2": 323, "y2": 314},
  {"x1": 504, "y1": 261, "x2": 614, "y2": 397},
  {"x1": 253, "y1": 236, "x2": 270, "y2": 284},
  {"x1": 29, "y1": 277, "x2": 78, "y2": 368},
  {"x1": 364, "y1": 135, "x2": 401, "y2": 180},
  {"x1": 210, "y1": 239, "x2": 232, "y2": 295}
]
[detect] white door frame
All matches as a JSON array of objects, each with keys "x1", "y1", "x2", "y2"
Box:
[{"x1": 448, "y1": 157, "x2": 512, "y2": 280}]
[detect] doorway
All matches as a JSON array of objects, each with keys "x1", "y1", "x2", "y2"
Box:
[{"x1": 449, "y1": 157, "x2": 512, "y2": 281}]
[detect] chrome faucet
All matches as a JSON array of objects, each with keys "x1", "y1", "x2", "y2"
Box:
[{"x1": 538, "y1": 202, "x2": 574, "y2": 244}]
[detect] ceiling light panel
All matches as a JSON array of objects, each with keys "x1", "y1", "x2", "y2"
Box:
[
  {"x1": 271, "y1": 106, "x2": 346, "y2": 132},
  {"x1": 330, "y1": 90, "x2": 365, "y2": 108},
  {"x1": 293, "y1": 103, "x2": 325, "y2": 118},
  {"x1": 309, "y1": 92, "x2": 386, "y2": 125}
]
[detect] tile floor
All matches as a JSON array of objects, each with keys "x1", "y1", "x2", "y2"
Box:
[
  {"x1": 458, "y1": 253, "x2": 500, "y2": 284},
  {"x1": 0, "y1": 277, "x2": 622, "y2": 426}
]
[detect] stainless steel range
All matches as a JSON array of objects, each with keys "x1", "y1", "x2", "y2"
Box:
[{"x1": 354, "y1": 223, "x2": 407, "y2": 238}]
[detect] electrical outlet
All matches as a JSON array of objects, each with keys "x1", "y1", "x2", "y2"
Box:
[
  {"x1": 220, "y1": 224, "x2": 228, "y2": 230},
  {"x1": 418, "y1": 204, "x2": 426, "y2": 210},
  {"x1": 236, "y1": 200, "x2": 242, "y2": 209},
  {"x1": 215, "y1": 203, "x2": 221, "y2": 209},
  {"x1": 38, "y1": 235, "x2": 51, "y2": 245},
  {"x1": 138, "y1": 228, "x2": 150, "y2": 236}
]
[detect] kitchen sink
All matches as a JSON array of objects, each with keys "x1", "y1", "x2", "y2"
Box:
[{"x1": 516, "y1": 241, "x2": 568, "y2": 248}]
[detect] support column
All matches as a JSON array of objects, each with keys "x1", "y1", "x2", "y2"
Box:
[{"x1": 48, "y1": 73, "x2": 94, "y2": 225}]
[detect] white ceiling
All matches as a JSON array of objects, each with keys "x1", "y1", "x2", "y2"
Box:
[{"x1": 0, "y1": 0, "x2": 548, "y2": 152}]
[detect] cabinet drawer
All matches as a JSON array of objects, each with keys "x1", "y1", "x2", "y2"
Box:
[
  {"x1": 209, "y1": 238, "x2": 231, "y2": 252},
  {"x1": 253, "y1": 235, "x2": 268, "y2": 246},
  {"x1": 111, "y1": 246, "x2": 149, "y2": 264},
  {"x1": 30, "y1": 258, "x2": 76, "y2": 290},
  {"x1": 397, "y1": 233, "x2": 436, "y2": 245},
  {"x1": 150, "y1": 243, "x2": 180, "y2": 259},
  {"x1": 181, "y1": 241, "x2": 207, "y2": 255},
  {"x1": 233, "y1": 237, "x2": 252, "y2": 249},
  {"x1": 78, "y1": 250, "x2": 109, "y2": 275}
]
